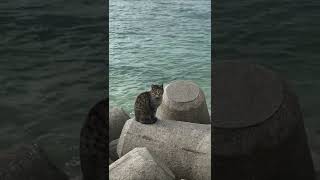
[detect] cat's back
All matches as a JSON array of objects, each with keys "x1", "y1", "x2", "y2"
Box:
[{"x1": 134, "y1": 91, "x2": 150, "y2": 107}]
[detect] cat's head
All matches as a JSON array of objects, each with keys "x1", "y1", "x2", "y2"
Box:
[{"x1": 150, "y1": 84, "x2": 164, "y2": 102}]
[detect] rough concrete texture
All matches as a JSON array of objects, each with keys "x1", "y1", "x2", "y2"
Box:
[
  {"x1": 70, "y1": 176, "x2": 82, "y2": 180},
  {"x1": 156, "y1": 80, "x2": 210, "y2": 124},
  {"x1": 117, "y1": 118, "x2": 211, "y2": 180},
  {"x1": 109, "y1": 107, "x2": 130, "y2": 141},
  {"x1": 109, "y1": 158, "x2": 114, "y2": 165},
  {"x1": 212, "y1": 62, "x2": 315, "y2": 179},
  {"x1": 109, "y1": 138, "x2": 119, "y2": 161},
  {"x1": 312, "y1": 151, "x2": 320, "y2": 179},
  {"x1": 191, "y1": 133, "x2": 211, "y2": 179},
  {"x1": 109, "y1": 147, "x2": 175, "y2": 180},
  {"x1": 212, "y1": 62, "x2": 283, "y2": 128},
  {"x1": 308, "y1": 129, "x2": 320, "y2": 180},
  {"x1": 0, "y1": 143, "x2": 69, "y2": 180}
]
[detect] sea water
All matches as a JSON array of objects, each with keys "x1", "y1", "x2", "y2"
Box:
[
  {"x1": 1, "y1": 0, "x2": 319, "y2": 178},
  {"x1": 109, "y1": 0, "x2": 211, "y2": 116}
]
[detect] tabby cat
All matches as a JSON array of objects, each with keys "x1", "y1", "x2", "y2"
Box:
[{"x1": 134, "y1": 84, "x2": 164, "y2": 124}]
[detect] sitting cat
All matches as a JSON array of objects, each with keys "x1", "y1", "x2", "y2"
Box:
[{"x1": 134, "y1": 84, "x2": 164, "y2": 124}]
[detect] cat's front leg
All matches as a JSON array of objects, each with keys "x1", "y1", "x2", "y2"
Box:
[{"x1": 150, "y1": 114, "x2": 158, "y2": 123}]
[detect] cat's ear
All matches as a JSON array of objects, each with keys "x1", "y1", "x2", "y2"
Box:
[
  {"x1": 161, "y1": 84, "x2": 164, "y2": 88},
  {"x1": 151, "y1": 84, "x2": 155, "y2": 89}
]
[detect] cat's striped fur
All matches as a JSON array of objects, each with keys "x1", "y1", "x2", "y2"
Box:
[{"x1": 134, "y1": 84, "x2": 164, "y2": 124}]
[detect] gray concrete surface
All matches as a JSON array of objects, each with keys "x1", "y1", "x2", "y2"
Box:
[
  {"x1": 308, "y1": 128, "x2": 320, "y2": 180},
  {"x1": 312, "y1": 151, "x2": 320, "y2": 180},
  {"x1": 0, "y1": 143, "x2": 69, "y2": 180},
  {"x1": 109, "y1": 147, "x2": 175, "y2": 180},
  {"x1": 109, "y1": 138, "x2": 119, "y2": 161},
  {"x1": 156, "y1": 80, "x2": 210, "y2": 124},
  {"x1": 117, "y1": 118, "x2": 211, "y2": 180},
  {"x1": 70, "y1": 176, "x2": 82, "y2": 180},
  {"x1": 212, "y1": 62, "x2": 315, "y2": 179},
  {"x1": 109, "y1": 107, "x2": 130, "y2": 141},
  {"x1": 191, "y1": 133, "x2": 211, "y2": 180},
  {"x1": 212, "y1": 62, "x2": 283, "y2": 128}
]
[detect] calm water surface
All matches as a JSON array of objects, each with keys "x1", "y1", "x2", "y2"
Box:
[
  {"x1": 109, "y1": 0, "x2": 211, "y2": 116},
  {"x1": 0, "y1": 0, "x2": 106, "y2": 178}
]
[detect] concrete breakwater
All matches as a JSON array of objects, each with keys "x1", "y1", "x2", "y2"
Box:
[
  {"x1": 0, "y1": 143, "x2": 69, "y2": 180},
  {"x1": 212, "y1": 62, "x2": 316, "y2": 179},
  {"x1": 1, "y1": 63, "x2": 319, "y2": 179},
  {"x1": 110, "y1": 62, "x2": 317, "y2": 180},
  {"x1": 109, "y1": 80, "x2": 212, "y2": 180},
  {"x1": 104, "y1": 64, "x2": 319, "y2": 180},
  {"x1": 0, "y1": 80, "x2": 211, "y2": 180},
  {"x1": 110, "y1": 147, "x2": 176, "y2": 180}
]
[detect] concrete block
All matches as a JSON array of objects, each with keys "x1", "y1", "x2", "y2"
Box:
[
  {"x1": 117, "y1": 118, "x2": 211, "y2": 180},
  {"x1": 191, "y1": 133, "x2": 211, "y2": 180},
  {"x1": 156, "y1": 80, "x2": 210, "y2": 124},
  {"x1": 212, "y1": 62, "x2": 315, "y2": 179},
  {"x1": 109, "y1": 107, "x2": 130, "y2": 141},
  {"x1": 70, "y1": 176, "x2": 82, "y2": 180},
  {"x1": 109, "y1": 158, "x2": 113, "y2": 165},
  {"x1": 0, "y1": 143, "x2": 69, "y2": 180},
  {"x1": 308, "y1": 129, "x2": 320, "y2": 180},
  {"x1": 109, "y1": 138, "x2": 119, "y2": 161},
  {"x1": 109, "y1": 147, "x2": 175, "y2": 180},
  {"x1": 80, "y1": 99, "x2": 107, "y2": 180}
]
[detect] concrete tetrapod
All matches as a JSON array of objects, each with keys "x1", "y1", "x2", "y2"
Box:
[
  {"x1": 109, "y1": 138, "x2": 119, "y2": 161},
  {"x1": 0, "y1": 143, "x2": 69, "y2": 180},
  {"x1": 156, "y1": 80, "x2": 210, "y2": 124},
  {"x1": 109, "y1": 147, "x2": 175, "y2": 180},
  {"x1": 212, "y1": 62, "x2": 315, "y2": 179},
  {"x1": 109, "y1": 107, "x2": 130, "y2": 141},
  {"x1": 109, "y1": 158, "x2": 114, "y2": 165},
  {"x1": 309, "y1": 129, "x2": 320, "y2": 180},
  {"x1": 117, "y1": 118, "x2": 211, "y2": 180}
]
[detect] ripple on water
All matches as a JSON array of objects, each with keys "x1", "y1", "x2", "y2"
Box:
[{"x1": 109, "y1": 0, "x2": 211, "y2": 114}]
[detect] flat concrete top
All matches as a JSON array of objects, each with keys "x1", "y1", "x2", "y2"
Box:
[
  {"x1": 166, "y1": 80, "x2": 200, "y2": 103},
  {"x1": 212, "y1": 62, "x2": 283, "y2": 128}
]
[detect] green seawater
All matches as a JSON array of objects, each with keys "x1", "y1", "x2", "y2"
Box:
[
  {"x1": 0, "y1": 0, "x2": 105, "y2": 178},
  {"x1": 109, "y1": 0, "x2": 211, "y2": 116}
]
